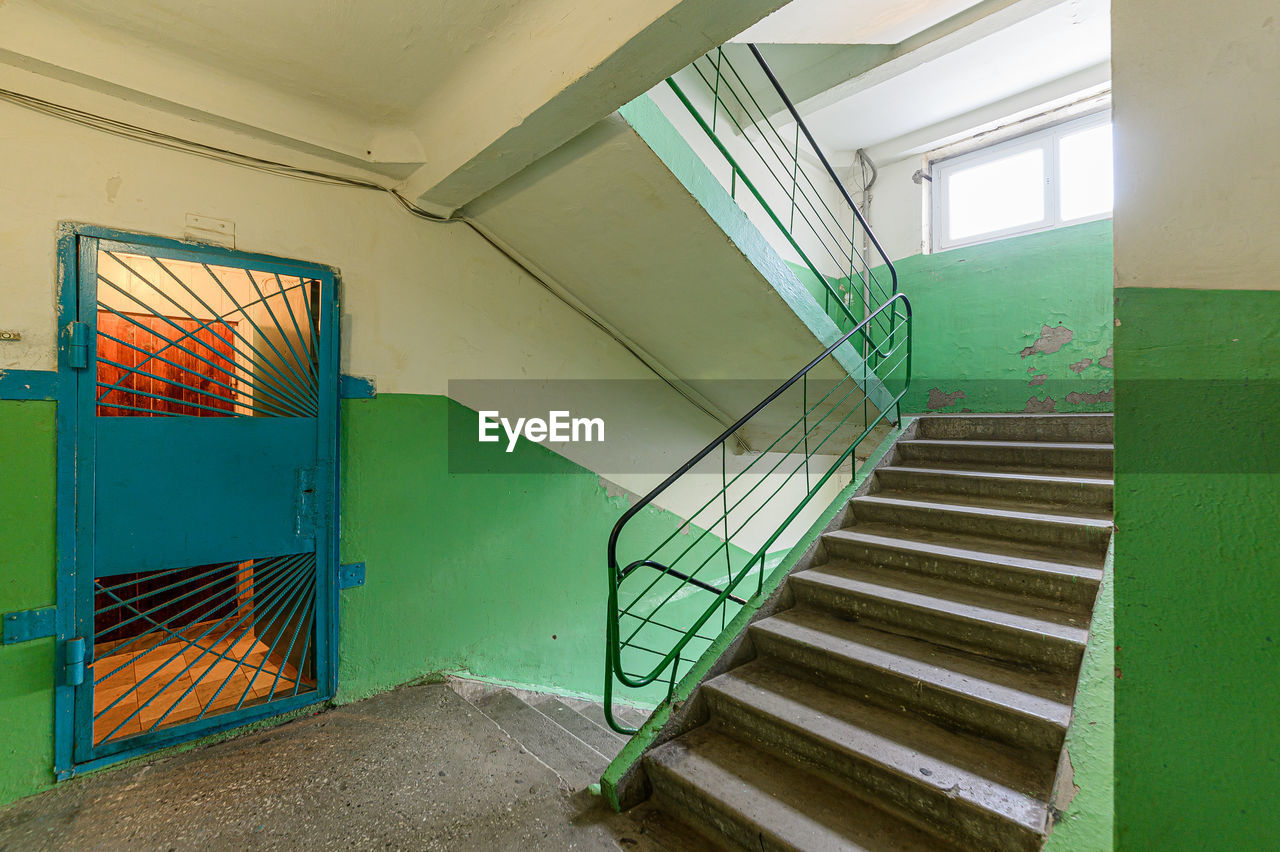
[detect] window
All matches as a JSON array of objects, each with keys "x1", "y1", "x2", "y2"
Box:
[{"x1": 931, "y1": 111, "x2": 1112, "y2": 251}]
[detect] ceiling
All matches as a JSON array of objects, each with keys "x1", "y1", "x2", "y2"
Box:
[
  {"x1": 0, "y1": 0, "x2": 789, "y2": 212},
  {"x1": 32, "y1": 0, "x2": 523, "y2": 127}
]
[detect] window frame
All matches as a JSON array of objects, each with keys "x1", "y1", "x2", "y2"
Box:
[{"x1": 930, "y1": 110, "x2": 1112, "y2": 252}]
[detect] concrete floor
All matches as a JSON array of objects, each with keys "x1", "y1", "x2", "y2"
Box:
[{"x1": 0, "y1": 684, "x2": 689, "y2": 851}]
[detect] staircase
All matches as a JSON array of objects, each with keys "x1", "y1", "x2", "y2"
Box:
[{"x1": 635, "y1": 413, "x2": 1113, "y2": 851}]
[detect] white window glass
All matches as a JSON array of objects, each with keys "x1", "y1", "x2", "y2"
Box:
[
  {"x1": 1058, "y1": 123, "x2": 1114, "y2": 221},
  {"x1": 946, "y1": 148, "x2": 1046, "y2": 241}
]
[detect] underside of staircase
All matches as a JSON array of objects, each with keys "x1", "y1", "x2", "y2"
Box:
[{"x1": 630, "y1": 413, "x2": 1114, "y2": 851}]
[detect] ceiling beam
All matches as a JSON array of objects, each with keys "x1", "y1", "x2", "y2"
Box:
[
  {"x1": 399, "y1": 0, "x2": 789, "y2": 217},
  {"x1": 759, "y1": 0, "x2": 1075, "y2": 125},
  {"x1": 858, "y1": 61, "x2": 1112, "y2": 165}
]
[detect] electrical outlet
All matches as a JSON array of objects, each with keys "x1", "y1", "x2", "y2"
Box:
[{"x1": 0, "y1": 330, "x2": 21, "y2": 341}]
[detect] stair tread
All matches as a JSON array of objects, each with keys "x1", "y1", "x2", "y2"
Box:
[
  {"x1": 705, "y1": 664, "x2": 1053, "y2": 825},
  {"x1": 825, "y1": 523, "x2": 1108, "y2": 575},
  {"x1": 793, "y1": 560, "x2": 1092, "y2": 639},
  {"x1": 648, "y1": 725, "x2": 959, "y2": 852},
  {"x1": 753, "y1": 607, "x2": 1075, "y2": 721},
  {"x1": 901, "y1": 439, "x2": 1113, "y2": 451},
  {"x1": 882, "y1": 465, "x2": 1114, "y2": 487},
  {"x1": 473, "y1": 691, "x2": 608, "y2": 789},
  {"x1": 853, "y1": 493, "x2": 1115, "y2": 527},
  {"x1": 531, "y1": 697, "x2": 627, "y2": 758},
  {"x1": 915, "y1": 413, "x2": 1112, "y2": 419},
  {"x1": 578, "y1": 701, "x2": 645, "y2": 731}
]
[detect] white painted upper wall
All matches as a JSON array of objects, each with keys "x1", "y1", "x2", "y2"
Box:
[{"x1": 1112, "y1": 0, "x2": 1280, "y2": 291}]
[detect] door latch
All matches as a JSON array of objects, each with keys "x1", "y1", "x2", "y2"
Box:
[{"x1": 294, "y1": 466, "x2": 317, "y2": 537}]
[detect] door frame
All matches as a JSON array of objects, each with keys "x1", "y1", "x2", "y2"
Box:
[{"x1": 52, "y1": 224, "x2": 341, "y2": 778}]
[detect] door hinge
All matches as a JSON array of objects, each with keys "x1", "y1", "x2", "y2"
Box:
[
  {"x1": 65, "y1": 637, "x2": 86, "y2": 686},
  {"x1": 66, "y1": 321, "x2": 89, "y2": 369},
  {"x1": 337, "y1": 562, "x2": 365, "y2": 590},
  {"x1": 2, "y1": 607, "x2": 56, "y2": 644}
]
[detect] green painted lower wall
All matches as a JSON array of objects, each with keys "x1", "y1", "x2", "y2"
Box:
[
  {"x1": 338, "y1": 392, "x2": 739, "y2": 707},
  {"x1": 1114, "y1": 287, "x2": 1280, "y2": 849},
  {"x1": 0, "y1": 401, "x2": 57, "y2": 807},
  {"x1": 875, "y1": 220, "x2": 1115, "y2": 414}
]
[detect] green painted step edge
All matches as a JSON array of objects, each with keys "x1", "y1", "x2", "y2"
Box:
[{"x1": 599, "y1": 417, "x2": 911, "y2": 811}]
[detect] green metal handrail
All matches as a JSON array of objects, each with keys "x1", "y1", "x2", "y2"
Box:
[
  {"x1": 665, "y1": 44, "x2": 899, "y2": 344},
  {"x1": 604, "y1": 293, "x2": 912, "y2": 733}
]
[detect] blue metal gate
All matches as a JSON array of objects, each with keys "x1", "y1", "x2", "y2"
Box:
[{"x1": 60, "y1": 230, "x2": 338, "y2": 769}]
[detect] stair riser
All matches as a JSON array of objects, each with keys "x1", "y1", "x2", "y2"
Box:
[
  {"x1": 749, "y1": 629, "x2": 1067, "y2": 759},
  {"x1": 850, "y1": 500, "x2": 1111, "y2": 558},
  {"x1": 790, "y1": 578, "x2": 1085, "y2": 673},
  {"x1": 873, "y1": 468, "x2": 1113, "y2": 511},
  {"x1": 645, "y1": 764, "x2": 800, "y2": 852},
  {"x1": 821, "y1": 536, "x2": 1099, "y2": 610},
  {"x1": 897, "y1": 443, "x2": 1113, "y2": 473},
  {"x1": 704, "y1": 697, "x2": 1044, "y2": 852},
  {"x1": 914, "y1": 416, "x2": 1113, "y2": 443}
]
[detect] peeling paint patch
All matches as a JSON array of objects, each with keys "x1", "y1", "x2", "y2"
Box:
[
  {"x1": 105, "y1": 175, "x2": 122, "y2": 203},
  {"x1": 1025, "y1": 395, "x2": 1057, "y2": 413},
  {"x1": 598, "y1": 475, "x2": 638, "y2": 504},
  {"x1": 1069, "y1": 358, "x2": 1093, "y2": 374},
  {"x1": 1052, "y1": 749, "x2": 1080, "y2": 813},
  {"x1": 1020, "y1": 324, "x2": 1074, "y2": 358},
  {"x1": 1097, "y1": 346, "x2": 1114, "y2": 369},
  {"x1": 1029, "y1": 374, "x2": 1047, "y2": 386},
  {"x1": 1066, "y1": 389, "x2": 1114, "y2": 405},
  {"x1": 926, "y1": 388, "x2": 965, "y2": 410}
]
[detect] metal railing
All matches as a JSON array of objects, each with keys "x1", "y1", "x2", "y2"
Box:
[
  {"x1": 665, "y1": 44, "x2": 899, "y2": 342},
  {"x1": 604, "y1": 294, "x2": 912, "y2": 733}
]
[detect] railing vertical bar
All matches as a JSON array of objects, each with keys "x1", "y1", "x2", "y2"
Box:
[
  {"x1": 803, "y1": 373, "x2": 811, "y2": 492},
  {"x1": 711, "y1": 48, "x2": 723, "y2": 134}
]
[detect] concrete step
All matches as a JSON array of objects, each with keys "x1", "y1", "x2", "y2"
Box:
[
  {"x1": 849, "y1": 494, "x2": 1112, "y2": 558},
  {"x1": 821, "y1": 524, "x2": 1103, "y2": 610},
  {"x1": 531, "y1": 697, "x2": 628, "y2": 759},
  {"x1": 895, "y1": 439, "x2": 1113, "y2": 475},
  {"x1": 913, "y1": 413, "x2": 1113, "y2": 443},
  {"x1": 702, "y1": 664, "x2": 1050, "y2": 852},
  {"x1": 872, "y1": 465, "x2": 1113, "y2": 512},
  {"x1": 472, "y1": 691, "x2": 609, "y2": 790},
  {"x1": 789, "y1": 562, "x2": 1090, "y2": 672},
  {"x1": 749, "y1": 608, "x2": 1074, "y2": 758},
  {"x1": 582, "y1": 702, "x2": 651, "y2": 735},
  {"x1": 645, "y1": 725, "x2": 958, "y2": 851}
]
